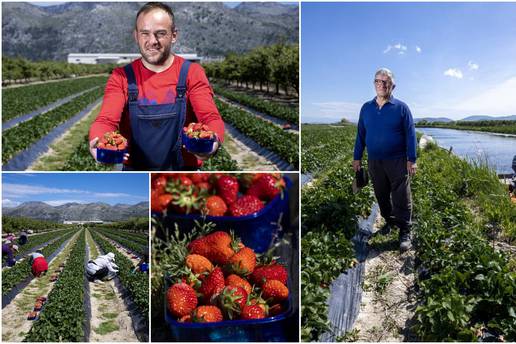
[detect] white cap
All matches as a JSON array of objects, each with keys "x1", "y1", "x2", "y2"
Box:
[
  {"x1": 107, "y1": 252, "x2": 115, "y2": 261},
  {"x1": 5, "y1": 240, "x2": 11, "y2": 245},
  {"x1": 12, "y1": 245, "x2": 19, "y2": 251}
]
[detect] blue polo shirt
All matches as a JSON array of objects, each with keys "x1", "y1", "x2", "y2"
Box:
[{"x1": 353, "y1": 97, "x2": 417, "y2": 162}]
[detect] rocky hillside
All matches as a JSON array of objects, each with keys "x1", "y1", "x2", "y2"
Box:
[
  {"x1": 2, "y1": 2, "x2": 298, "y2": 61},
  {"x1": 3, "y1": 201, "x2": 149, "y2": 222}
]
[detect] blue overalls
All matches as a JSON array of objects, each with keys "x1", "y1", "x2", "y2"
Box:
[{"x1": 123, "y1": 60, "x2": 191, "y2": 170}]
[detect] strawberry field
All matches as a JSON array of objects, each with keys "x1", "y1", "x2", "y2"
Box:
[
  {"x1": 2, "y1": 223, "x2": 150, "y2": 342},
  {"x1": 301, "y1": 123, "x2": 516, "y2": 341},
  {"x1": 2, "y1": 69, "x2": 298, "y2": 171}
]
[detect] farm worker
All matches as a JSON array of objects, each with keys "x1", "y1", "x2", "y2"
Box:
[
  {"x1": 89, "y1": 1, "x2": 224, "y2": 171},
  {"x1": 6, "y1": 233, "x2": 16, "y2": 242},
  {"x1": 352, "y1": 68, "x2": 417, "y2": 253},
  {"x1": 132, "y1": 254, "x2": 149, "y2": 273},
  {"x1": 29, "y1": 250, "x2": 48, "y2": 277},
  {"x1": 18, "y1": 231, "x2": 28, "y2": 246},
  {"x1": 2, "y1": 241, "x2": 19, "y2": 267},
  {"x1": 86, "y1": 252, "x2": 119, "y2": 284}
]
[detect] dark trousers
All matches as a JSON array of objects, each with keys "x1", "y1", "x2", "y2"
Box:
[
  {"x1": 368, "y1": 158, "x2": 412, "y2": 232},
  {"x1": 88, "y1": 266, "x2": 108, "y2": 281}
]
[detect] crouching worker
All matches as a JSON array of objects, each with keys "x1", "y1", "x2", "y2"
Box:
[
  {"x1": 2, "y1": 241, "x2": 19, "y2": 267},
  {"x1": 29, "y1": 250, "x2": 48, "y2": 277},
  {"x1": 132, "y1": 254, "x2": 149, "y2": 273},
  {"x1": 18, "y1": 231, "x2": 28, "y2": 246},
  {"x1": 86, "y1": 252, "x2": 119, "y2": 284}
]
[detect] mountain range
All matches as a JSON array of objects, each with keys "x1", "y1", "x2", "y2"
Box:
[
  {"x1": 2, "y1": 2, "x2": 298, "y2": 61},
  {"x1": 414, "y1": 115, "x2": 516, "y2": 123},
  {"x1": 3, "y1": 201, "x2": 149, "y2": 222}
]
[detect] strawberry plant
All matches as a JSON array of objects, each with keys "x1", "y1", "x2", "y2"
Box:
[
  {"x1": 215, "y1": 98, "x2": 298, "y2": 168},
  {"x1": 2, "y1": 76, "x2": 107, "y2": 123},
  {"x1": 2, "y1": 230, "x2": 77, "y2": 296},
  {"x1": 213, "y1": 85, "x2": 298, "y2": 124},
  {"x1": 2, "y1": 87, "x2": 104, "y2": 164},
  {"x1": 96, "y1": 229, "x2": 147, "y2": 256},
  {"x1": 24, "y1": 230, "x2": 86, "y2": 342}
]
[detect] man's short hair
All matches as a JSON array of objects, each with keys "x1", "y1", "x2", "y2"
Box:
[
  {"x1": 135, "y1": 2, "x2": 175, "y2": 30},
  {"x1": 375, "y1": 68, "x2": 395, "y2": 85}
]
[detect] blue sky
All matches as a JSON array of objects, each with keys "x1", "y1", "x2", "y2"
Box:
[
  {"x1": 2, "y1": 173, "x2": 149, "y2": 208},
  {"x1": 302, "y1": 3, "x2": 516, "y2": 123}
]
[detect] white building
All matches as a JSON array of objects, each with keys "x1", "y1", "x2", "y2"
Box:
[
  {"x1": 63, "y1": 220, "x2": 105, "y2": 225},
  {"x1": 67, "y1": 53, "x2": 201, "y2": 64}
]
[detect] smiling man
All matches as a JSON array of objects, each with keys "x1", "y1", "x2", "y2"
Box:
[
  {"x1": 89, "y1": 2, "x2": 224, "y2": 170},
  {"x1": 352, "y1": 68, "x2": 417, "y2": 252}
]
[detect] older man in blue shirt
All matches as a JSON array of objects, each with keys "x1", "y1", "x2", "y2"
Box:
[{"x1": 353, "y1": 68, "x2": 417, "y2": 252}]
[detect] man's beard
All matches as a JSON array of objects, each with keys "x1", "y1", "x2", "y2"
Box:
[{"x1": 141, "y1": 45, "x2": 171, "y2": 66}]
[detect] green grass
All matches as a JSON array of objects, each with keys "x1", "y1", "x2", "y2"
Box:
[
  {"x1": 95, "y1": 320, "x2": 119, "y2": 335},
  {"x1": 102, "y1": 312, "x2": 119, "y2": 320}
]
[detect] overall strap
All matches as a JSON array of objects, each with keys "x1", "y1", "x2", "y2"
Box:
[
  {"x1": 123, "y1": 64, "x2": 139, "y2": 103},
  {"x1": 176, "y1": 60, "x2": 191, "y2": 100}
]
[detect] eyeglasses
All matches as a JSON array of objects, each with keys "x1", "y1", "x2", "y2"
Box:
[{"x1": 374, "y1": 79, "x2": 390, "y2": 86}]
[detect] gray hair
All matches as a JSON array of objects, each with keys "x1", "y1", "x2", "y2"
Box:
[{"x1": 375, "y1": 68, "x2": 395, "y2": 85}]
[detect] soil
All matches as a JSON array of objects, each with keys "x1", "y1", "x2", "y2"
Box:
[
  {"x1": 352, "y1": 216, "x2": 418, "y2": 342},
  {"x1": 86, "y1": 230, "x2": 139, "y2": 342},
  {"x1": 223, "y1": 133, "x2": 278, "y2": 171},
  {"x1": 1, "y1": 231, "x2": 81, "y2": 342}
]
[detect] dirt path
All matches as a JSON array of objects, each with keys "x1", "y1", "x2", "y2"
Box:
[
  {"x1": 353, "y1": 217, "x2": 418, "y2": 342},
  {"x1": 85, "y1": 230, "x2": 139, "y2": 342},
  {"x1": 96, "y1": 233, "x2": 141, "y2": 266},
  {"x1": 2, "y1": 231, "x2": 81, "y2": 342},
  {"x1": 223, "y1": 132, "x2": 278, "y2": 171}
]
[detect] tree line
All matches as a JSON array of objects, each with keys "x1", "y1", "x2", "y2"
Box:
[
  {"x1": 2, "y1": 57, "x2": 114, "y2": 85},
  {"x1": 203, "y1": 43, "x2": 299, "y2": 96},
  {"x1": 2, "y1": 216, "x2": 77, "y2": 233}
]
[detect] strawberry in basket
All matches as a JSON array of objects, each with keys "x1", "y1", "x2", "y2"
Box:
[
  {"x1": 97, "y1": 131, "x2": 127, "y2": 151},
  {"x1": 184, "y1": 123, "x2": 215, "y2": 140}
]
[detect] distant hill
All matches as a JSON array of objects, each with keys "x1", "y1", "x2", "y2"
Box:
[
  {"x1": 460, "y1": 115, "x2": 516, "y2": 121},
  {"x1": 414, "y1": 117, "x2": 453, "y2": 123},
  {"x1": 3, "y1": 201, "x2": 149, "y2": 222},
  {"x1": 2, "y1": 2, "x2": 298, "y2": 61}
]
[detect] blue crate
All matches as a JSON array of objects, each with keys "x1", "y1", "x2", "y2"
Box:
[
  {"x1": 182, "y1": 131, "x2": 216, "y2": 154},
  {"x1": 160, "y1": 177, "x2": 292, "y2": 253},
  {"x1": 96, "y1": 148, "x2": 126, "y2": 164},
  {"x1": 165, "y1": 277, "x2": 294, "y2": 342}
]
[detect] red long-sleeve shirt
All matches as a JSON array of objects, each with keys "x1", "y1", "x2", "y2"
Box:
[{"x1": 89, "y1": 55, "x2": 224, "y2": 168}]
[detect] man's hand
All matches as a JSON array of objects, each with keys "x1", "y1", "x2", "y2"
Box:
[
  {"x1": 193, "y1": 140, "x2": 220, "y2": 161},
  {"x1": 407, "y1": 161, "x2": 417, "y2": 176},
  {"x1": 89, "y1": 136, "x2": 129, "y2": 164},
  {"x1": 352, "y1": 160, "x2": 362, "y2": 172},
  {"x1": 89, "y1": 137, "x2": 99, "y2": 161}
]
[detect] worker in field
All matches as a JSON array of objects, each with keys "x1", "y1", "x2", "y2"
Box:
[
  {"x1": 29, "y1": 250, "x2": 48, "y2": 277},
  {"x1": 2, "y1": 241, "x2": 19, "y2": 267},
  {"x1": 352, "y1": 68, "x2": 417, "y2": 253},
  {"x1": 132, "y1": 254, "x2": 149, "y2": 273},
  {"x1": 18, "y1": 230, "x2": 28, "y2": 246},
  {"x1": 89, "y1": 1, "x2": 224, "y2": 171},
  {"x1": 86, "y1": 252, "x2": 119, "y2": 284}
]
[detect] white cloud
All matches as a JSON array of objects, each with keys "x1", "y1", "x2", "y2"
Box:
[
  {"x1": 2, "y1": 183, "x2": 137, "y2": 199},
  {"x1": 468, "y1": 61, "x2": 479, "y2": 70},
  {"x1": 3, "y1": 199, "x2": 21, "y2": 208},
  {"x1": 383, "y1": 43, "x2": 407, "y2": 54},
  {"x1": 444, "y1": 68, "x2": 463, "y2": 79},
  {"x1": 416, "y1": 46, "x2": 422, "y2": 53},
  {"x1": 44, "y1": 200, "x2": 89, "y2": 206}
]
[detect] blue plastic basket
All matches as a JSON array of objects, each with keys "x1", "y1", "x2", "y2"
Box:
[
  {"x1": 96, "y1": 148, "x2": 126, "y2": 164},
  {"x1": 182, "y1": 131, "x2": 216, "y2": 154},
  {"x1": 164, "y1": 277, "x2": 294, "y2": 342},
  {"x1": 160, "y1": 177, "x2": 292, "y2": 253}
]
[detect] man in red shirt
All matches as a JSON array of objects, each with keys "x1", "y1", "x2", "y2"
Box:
[{"x1": 89, "y1": 2, "x2": 224, "y2": 170}]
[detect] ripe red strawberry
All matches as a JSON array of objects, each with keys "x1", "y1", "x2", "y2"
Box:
[
  {"x1": 185, "y1": 254, "x2": 213, "y2": 274},
  {"x1": 152, "y1": 193, "x2": 173, "y2": 213},
  {"x1": 225, "y1": 274, "x2": 252, "y2": 295},
  {"x1": 227, "y1": 247, "x2": 256, "y2": 276},
  {"x1": 190, "y1": 173, "x2": 208, "y2": 184},
  {"x1": 240, "y1": 304, "x2": 266, "y2": 320},
  {"x1": 166, "y1": 282, "x2": 198, "y2": 318},
  {"x1": 199, "y1": 267, "x2": 225, "y2": 302},
  {"x1": 191, "y1": 305, "x2": 223, "y2": 323},
  {"x1": 187, "y1": 237, "x2": 211, "y2": 259},
  {"x1": 229, "y1": 195, "x2": 264, "y2": 217},
  {"x1": 204, "y1": 195, "x2": 227, "y2": 216},
  {"x1": 262, "y1": 280, "x2": 289, "y2": 303},
  {"x1": 152, "y1": 175, "x2": 169, "y2": 195},
  {"x1": 188, "y1": 231, "x2": 236, "y2": 265},
  {"x1": 216, "y1": 175, "x2": 239, "y2": 205},
  {"x1": 195, "y1": 181, "x2": 212, "y2": 193},
  {"x1": 247, "y1": 174, "x2": 285, "y2": 201},
  {"x1": 213, "y1": 286, "x2": 248, "y2": 319},
  {"x1": 250, "y1": 263, "x2": 288, "y2": 286}
]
